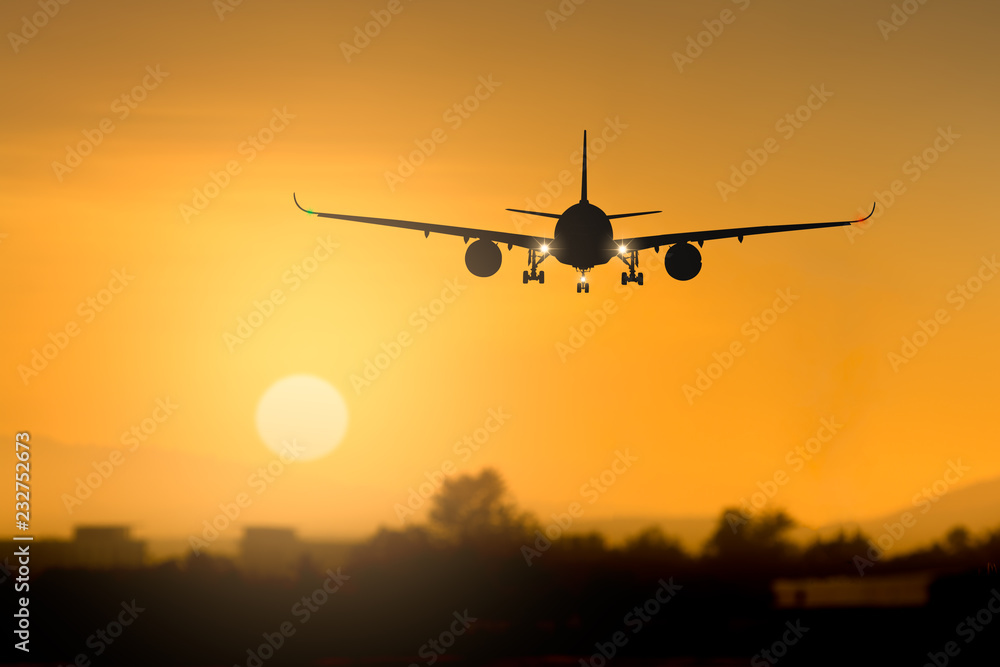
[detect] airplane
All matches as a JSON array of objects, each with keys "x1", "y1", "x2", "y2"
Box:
[{"x1": 294, "y1": 132, "x2": 874, "y2": 293}]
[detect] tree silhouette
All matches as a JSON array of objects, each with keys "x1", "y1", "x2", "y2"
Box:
[
  {"x1": 353, "y1": 524, "x2": 435, "y2": 563},
  {"x1": 622, "y1": 525, "x2": 687, "y2": 560},
  {"x1": 703, "y1": 507, "x2": 797, "y2": 572},
  {"x1": 428, "y1": 467, "x2": 533, "y2": 548},
  {"x1": 945, "y1": 526, "x2": 971, "y2": 553},
  {"x1": 800, "y1": 530, "x2": 872, "y2": 576}
]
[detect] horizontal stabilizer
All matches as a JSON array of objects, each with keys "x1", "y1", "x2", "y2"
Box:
[
  {"x1": 506, "y1": 208, "x2": 561, "y2": 219},
  {"x1": 607, "y1": 210, "x2": 662, "y2": 219}
]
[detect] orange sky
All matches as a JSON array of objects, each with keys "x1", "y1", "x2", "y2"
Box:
[{"x1": 3, "y1": 0, "x2": 999, "y2": 545}]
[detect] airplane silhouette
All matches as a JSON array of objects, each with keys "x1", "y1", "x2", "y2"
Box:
[{"x1": 294, "y1": 132, "x2": 874, "y2": 293}]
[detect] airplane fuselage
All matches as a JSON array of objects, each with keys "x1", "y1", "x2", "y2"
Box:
[{"x1": 550, "y1": 202, "x2": 616, "y2": 271}]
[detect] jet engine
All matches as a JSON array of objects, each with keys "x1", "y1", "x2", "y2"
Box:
[
  {"x1": 465, "y1": 239, "x2": 502, "y2": 277},
  {"x1": 664, "y1": 242, "x2": 702, "y2": 281}
]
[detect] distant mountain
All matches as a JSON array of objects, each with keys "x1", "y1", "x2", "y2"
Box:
[
  {"x1": 570, "y1": 474, "x2": 1000, "y2": 556},
  {"x1": 810, "y1": 473, "x2": 1000, "y2": 553}
]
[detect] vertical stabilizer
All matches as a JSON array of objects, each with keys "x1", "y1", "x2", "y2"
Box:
[{"x1": 581, "y1": 130, "x2": 588, "y2": 203}]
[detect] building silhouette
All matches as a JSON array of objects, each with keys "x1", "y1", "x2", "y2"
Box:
[
  {"x1": 239, "y1": 526, "x2": 354, "y2": 578},
  {"x1": 34, "y1": 525, "x2": 146, "y2": 571}
]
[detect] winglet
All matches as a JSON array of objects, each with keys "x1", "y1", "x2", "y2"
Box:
[
  {"x1": 293, "y1": 192, "x2": 314, "y2": 215},
  {"x1": 858, "y1": 201, "x2": 876, "y2": 222},
  {"x1": 581, "y1": 130, "x2": 588, "y2": 204}
]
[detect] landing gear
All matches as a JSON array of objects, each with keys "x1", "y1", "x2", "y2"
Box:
[
  {"x1": 576, "y1": 270, "x2": 590, "y2": 294},
  {"x1": 618, "y1": 249, "x2": 643, "y2": 286},
  {"x1": 524, "y1": 248, "x2": 548, "y2": 285}
]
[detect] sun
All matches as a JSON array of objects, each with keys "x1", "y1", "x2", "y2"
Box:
[{"x1": 255, "y1": 375, "x2": 349, "y2": 461}]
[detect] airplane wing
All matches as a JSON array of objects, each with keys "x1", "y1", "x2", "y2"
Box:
[
  {"x1": 615, "y1": 203, "x2": 875, "y2": 251},
  {"x1": 295, "y1": 194, "x2": 551, "y2": 250}
]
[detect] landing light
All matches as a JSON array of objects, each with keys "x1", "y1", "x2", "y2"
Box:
[
  {"x1": 619, "y1": 245, "x2": 627, "y2": 254},
  {"x1": 541, "y1": 244, "x2": 548, "y2": 253},
  {"x1": 580, "y1": 276, "x2": 586, "y2": 282}
]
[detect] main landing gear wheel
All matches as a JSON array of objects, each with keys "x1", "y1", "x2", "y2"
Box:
[
  {"x1": 524, "y1": 247, "x2": 548, "y2": 285},
  {"x1": 619, "y1": 249, "x2": 644, "y2": 286}
]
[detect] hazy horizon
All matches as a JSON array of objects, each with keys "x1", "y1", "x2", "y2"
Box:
[{"x1": 31, "y1": 430, "x2": 1000, "y2": 564}]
